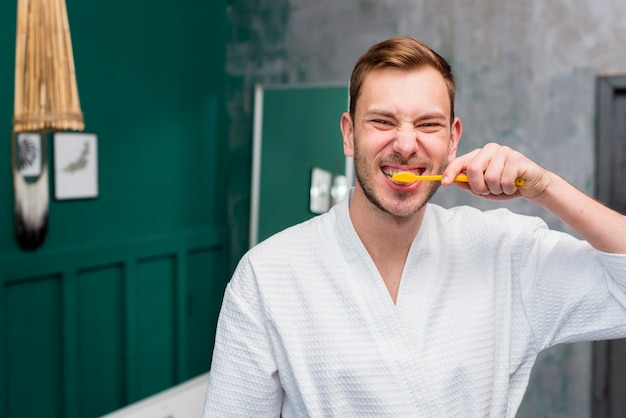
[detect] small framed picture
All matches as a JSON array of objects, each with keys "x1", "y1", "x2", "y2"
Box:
[
  {"x1": 53, "y1": 132, "x2": 99, "y2": 200},
  {"x1": 17, "y1": 132, "x2": 43, "y2": 177}
]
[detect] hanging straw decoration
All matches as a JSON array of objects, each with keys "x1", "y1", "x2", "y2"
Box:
[
  {"x1": 13, "y1": 0, "x2": 84, "y2": 132},
  {"x1": 11, "y1": 0, "x2": 84, "y2": 249}
]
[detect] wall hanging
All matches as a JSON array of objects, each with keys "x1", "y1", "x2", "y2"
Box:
[
  {"x1": 11, "y1": 0, "x2": 84, "y2": 250},
  {"x1": 53, "y1": 132, "x2": 98, "y2": 200}
]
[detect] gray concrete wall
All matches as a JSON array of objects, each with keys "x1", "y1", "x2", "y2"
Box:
[{"x1": 225, "y1": 1, "x2": 626, "y2": 416}]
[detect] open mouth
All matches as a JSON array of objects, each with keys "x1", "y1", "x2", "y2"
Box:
[{"x1": 382, "y1": 167, "x2": 425, "y2": 180}]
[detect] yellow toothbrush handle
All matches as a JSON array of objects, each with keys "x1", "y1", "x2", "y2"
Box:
[
  {"x1": 454, "y1": 174, "x2": 525, "y2": 186},
  {"x1": 392, "y1": 172, "x2": 525, "y2": 186}
]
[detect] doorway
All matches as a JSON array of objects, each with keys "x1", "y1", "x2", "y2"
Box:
[{"x1": 593, "y1": 74, "x2": 626, "y2": 418}]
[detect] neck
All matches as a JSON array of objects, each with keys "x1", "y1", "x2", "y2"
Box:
[{"x1": 349, "y1": 187, "x2": 426, "y2": 252}]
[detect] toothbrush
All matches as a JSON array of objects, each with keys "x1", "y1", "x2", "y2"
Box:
[{"x1": 391, "y1": 172, "x2": 525, "y2": 186}]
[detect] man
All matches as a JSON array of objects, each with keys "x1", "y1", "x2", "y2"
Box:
[{"x1": 203, "y1": 37, "x2": 626, "y2": 417}]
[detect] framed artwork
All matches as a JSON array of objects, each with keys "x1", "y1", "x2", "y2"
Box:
[
  {"x1": 53, "y1": 132, "x2": 99, "y2": 200},
  {"x1": 16, "y1": 132, "x2": 43, "y2": 177}
]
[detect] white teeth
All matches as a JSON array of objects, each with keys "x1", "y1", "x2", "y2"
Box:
[
  {"x1": 383, "y1": 169, "x2": 399, "y2": 178},
  {"x1": 383, "y1": 168, "x2": 423, "y2": 178}
]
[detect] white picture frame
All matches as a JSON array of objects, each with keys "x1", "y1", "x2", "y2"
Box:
[
  {"x1": 17, "y1": 132, "x2": 43, "y2": 177},
  {"x1": 53, "y1": 132, "x2": 99, "y2": 200}
]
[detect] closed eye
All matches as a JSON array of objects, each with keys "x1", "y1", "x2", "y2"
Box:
[
  {"x1": 367, "y1": 118, "x2": 396, "y2": 130},
  {"x1": 417, "y1": 121, "x2": 446, "y2": 132}
]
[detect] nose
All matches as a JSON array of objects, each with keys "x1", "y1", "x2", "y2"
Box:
[{"x1": 392, "y1": 126, "x2": 419, "y2": 158}]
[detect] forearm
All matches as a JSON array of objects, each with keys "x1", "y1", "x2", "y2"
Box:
[
  {"x1": 445, "y1": 143, "x2": 626, "y2": 253},
  {"x1": 531, "y1": 172, "x2": 626, "y2": 254}
]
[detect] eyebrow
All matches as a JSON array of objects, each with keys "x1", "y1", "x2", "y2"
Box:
[
  {"x1": 415, "y1": 112, "x2": 448, "y2": 121},
  {"x1": 364, "y1": 109, "x2": 448, "y2": 121},
  {"x1": 363, "y1": 109, "x2": 395, "y2": 118}
]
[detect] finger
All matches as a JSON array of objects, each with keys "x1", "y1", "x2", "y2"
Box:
[
  {"x1": 483, "y1": 147, "x2": 507, "y2": 195},
  {"x1": 501, "y1": 148, "x2": 527, "y2": 195},
  {"x1": 442, "y1": 149, "x2": 480, "y2": 186},
  {"x1": 464, "y1": 145, "x2": 497, "y2": 195}
]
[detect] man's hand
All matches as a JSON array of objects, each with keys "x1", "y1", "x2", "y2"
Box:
[
  {"x1": 442, "y1": 143, "x2": 551, "y2": 202},
  {"x1": 442, "y1": 142, "x2": 626, "y2": 254}
]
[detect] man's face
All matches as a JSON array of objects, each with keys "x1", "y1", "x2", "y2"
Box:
[{"x1": 341, "y1": 66, "x2": 461, "y2": 218}]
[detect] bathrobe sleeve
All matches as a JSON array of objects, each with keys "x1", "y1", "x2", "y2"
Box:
[
  {"x1": 202, "y1": 256, "x2": 283, "y2": 417},
  {"x1": 515, "y1": 215, "x2": 626, "y2": 350}
]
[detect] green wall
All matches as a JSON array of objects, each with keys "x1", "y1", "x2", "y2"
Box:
[
  {"x1": 1, "y1": 0, "x2": 230, "y2": 252},
  {"x1": 0, "y1": 0, "x2": 230, "y2": 416}
]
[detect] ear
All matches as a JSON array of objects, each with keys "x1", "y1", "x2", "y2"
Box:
[
  {"x1": 340, "y1": 112, "x2": 355, "y2": 158},
  {"x1": 448, "y1": 116, "x2": 462, "y2": 160}
]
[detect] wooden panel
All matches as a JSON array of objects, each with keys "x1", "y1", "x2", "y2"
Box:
[
  {"x1": 133, "y1": 255, "x2": 177, "y2": 402},
  {"x1": 0, "y1": 0, "x2": 228, "y2": 416},
  {"x1": 76, "y1": 265, "x2": 125, "y2": 417},
  {"x1": 5, "y1": 275, "x2": 63, "y2": 418},
  {"x1": 186, "y1": 247, "x2": 228, "y2": 378},
  {"x1": 0, "y1": 227, "x2": 226, "y2": 418}
]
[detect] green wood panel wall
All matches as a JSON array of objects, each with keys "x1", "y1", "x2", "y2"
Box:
[
  {"x1": 1, "y1": 229, "x2": 227, "y2": 417},
  {"x1": 0, "y1": 0, "x2": 230, "y2": 416},
  {"x1": 5, "y1": 276, "x2": 64, "y2": 417},
  {"x1": 186, "y1": 248, "x2": 226, "y2": 378},
  {"x1": 135, "y1": 256, "x2": 177, "y2": 400},
  {"x1": 76, "y1": 266, "x2": 125, "y2": 416}
]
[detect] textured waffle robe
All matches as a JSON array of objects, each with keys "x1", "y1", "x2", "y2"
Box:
[{"x1": 203, "y1": 194, "x2": 626, "y2": 417}]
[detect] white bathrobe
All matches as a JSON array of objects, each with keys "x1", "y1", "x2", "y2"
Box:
[{"x1": 203, "y1": 195, "x2": 626, "y2": 417}]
